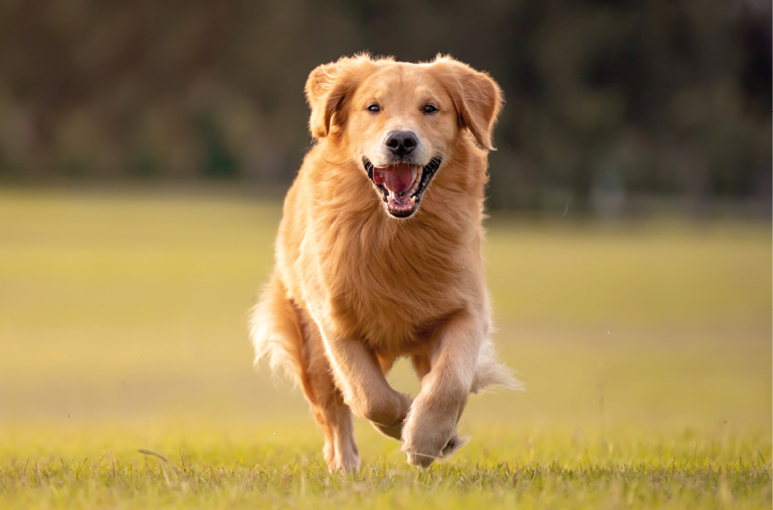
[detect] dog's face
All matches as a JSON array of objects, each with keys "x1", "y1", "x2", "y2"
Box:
[
  {"x1": 349, "y1": 68, "x2": 452, "y2": 218},
  {"x1": 306, "y1": 55, "x2": 503, "y2": 219}
]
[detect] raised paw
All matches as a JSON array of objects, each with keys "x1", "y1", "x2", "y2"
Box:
[{"x1": 368, "y1": 391, "x2": 412, "y2": 440}]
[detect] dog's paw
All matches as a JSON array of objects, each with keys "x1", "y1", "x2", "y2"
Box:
[
  {"x1": 324, "y1": 439, "x2": 361, "y2": 472},
  {"x1": 369, "y1": 391, "x2": 412, "y2": 440},
  {"x1": 328, "y1": 454, "x2": 360, "y2": 473},
  {"x1": 404, "y1": 448, "x2": 439, "y2": 468},
  {"x1": 403, "y1": 433, "x2": 468, "y2": 468},
  {"x1": 370, "y1": 420, "x2": 403, "y2": 440},
  {"x1": 439, "y1": 433, "x2": 470, "y2": 459}
]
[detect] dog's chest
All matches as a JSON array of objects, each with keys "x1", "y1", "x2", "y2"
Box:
[
  {"x1": 330, "y1": 283, "x2": 461, "y2": 352},
  {"x1": 322, "y1": 221, "x2": 472, "y2": 350}
]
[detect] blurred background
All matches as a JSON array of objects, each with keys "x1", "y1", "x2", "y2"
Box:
[
  {"x1": 0, "y1": 0, "x2": 770, "y2": 466},
  {"x1": 0, "y1": 0, "x2": 770, "y2": 214}
]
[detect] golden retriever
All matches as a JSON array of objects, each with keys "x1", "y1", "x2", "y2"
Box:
[{"x1": 250, "y1": 54, "x2": 519, "y2": 471}]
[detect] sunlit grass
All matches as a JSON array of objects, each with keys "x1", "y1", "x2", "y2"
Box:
[
  {"x1": 0, "y1": 187, "x2": 770, "y2": 508},
  {"x1": 1, "y1": 423, "x2": 770, "y2": 509}
]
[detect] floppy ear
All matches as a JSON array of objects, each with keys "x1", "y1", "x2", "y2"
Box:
[
  {"x1": 432, "y1": 56, "x2": 504, "y2": 150},
  {"x1": 305, "y1": 54, "x2": 376, "y2": 139}
]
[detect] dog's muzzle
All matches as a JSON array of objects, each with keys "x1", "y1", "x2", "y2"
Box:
[{"x1": 363, "y1": 157, "x2": 442, "y2": 218}]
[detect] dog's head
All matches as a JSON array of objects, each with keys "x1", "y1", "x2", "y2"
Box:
[{"x1": 305, "y1": 54, "x2": 503, "y2": 219}]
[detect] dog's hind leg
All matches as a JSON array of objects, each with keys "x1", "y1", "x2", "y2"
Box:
[
  {"x1": 298, "y1": 316, "x2": 360, "y2": 471},
  {"x1": 250, "y1": 274, "x2": 359, "y2": 471}
]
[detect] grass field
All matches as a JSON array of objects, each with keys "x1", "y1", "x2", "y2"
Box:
[{"x1": 0, "y1": 187, "x2": 770, "y2": 509}]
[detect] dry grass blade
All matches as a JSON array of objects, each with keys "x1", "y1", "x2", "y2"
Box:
[{"x1": 138, "y1": 449, "x2": 183, "y2": 487}]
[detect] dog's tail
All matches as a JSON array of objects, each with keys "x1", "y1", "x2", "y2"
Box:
[
  {"x1": 249, "y1": 273, "x2": 305, "y2": 386},
  {"x1": 470, "y1": 339, "x2": 523, "y2": 393}
]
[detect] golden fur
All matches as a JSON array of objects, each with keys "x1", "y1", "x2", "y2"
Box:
[{"x1": 250, "y1": 54, "x2": 520, "y2": 471}]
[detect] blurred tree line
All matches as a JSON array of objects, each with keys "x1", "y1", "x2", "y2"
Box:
[{"x1": 0, "y1": 0, "x2": 769, "y2": 212}]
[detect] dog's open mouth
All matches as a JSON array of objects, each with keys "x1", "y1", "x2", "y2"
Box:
[{"x1": 363, "y1": 157, "x2": 441, "y2": 218}]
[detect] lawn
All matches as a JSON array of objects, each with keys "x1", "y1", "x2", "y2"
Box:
[{"x1": 0, "y1": 187, "x2": 770, "y2": 509}]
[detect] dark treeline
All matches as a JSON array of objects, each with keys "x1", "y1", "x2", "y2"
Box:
[{"x1": 0, "y1": 0, "x2": 770, "y2": 211}]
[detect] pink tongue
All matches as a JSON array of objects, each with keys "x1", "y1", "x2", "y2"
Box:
[{"x1": 373, "y1": 163, "x2": 414, "y2": 194}]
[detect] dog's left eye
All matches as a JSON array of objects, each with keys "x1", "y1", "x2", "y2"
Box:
[{"x1": 423, "y1": 104, "x2": 438, "y2": 114}]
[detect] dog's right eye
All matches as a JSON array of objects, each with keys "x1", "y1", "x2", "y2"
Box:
[{"x1": 367, "y1": 103, "x2": 381, "y2": 113}]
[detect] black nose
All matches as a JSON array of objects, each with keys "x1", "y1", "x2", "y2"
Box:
[{"x1": 385, "y1": 131, "x2": 418, "y2": 157}]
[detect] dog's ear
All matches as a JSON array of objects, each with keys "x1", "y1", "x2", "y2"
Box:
[
  {"x1": 305, "y1": 54, "x2": 376, "y2": 139},
  {"x1": 431, "y1": 56, "x2": 504, "y2": 151}
]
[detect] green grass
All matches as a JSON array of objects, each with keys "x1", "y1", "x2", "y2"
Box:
[
  {"x1": 1, "y1": 430, "x2": 769, "y2": 510},
  {"x1": 1, "y1": 422, "x2": 770, "y2": 509},
  {"x1": 0, "y1": 187, "x2": 770, "y2": 508}
]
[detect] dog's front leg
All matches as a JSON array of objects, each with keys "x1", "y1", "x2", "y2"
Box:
[
  {"x1": 402, "y1": 311, "x2": 483, "y2": 467},
  {"x1": 320, "y1": 329, "x2": 412, "y2": 440}
]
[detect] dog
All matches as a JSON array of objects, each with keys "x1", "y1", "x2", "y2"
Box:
[{"x1": 250, "y1": 54, "x2": 519, "y2": 471}]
